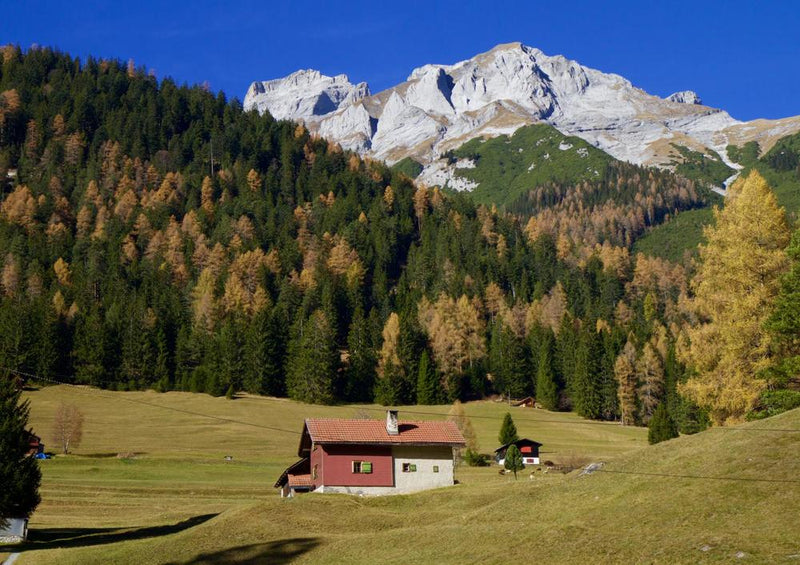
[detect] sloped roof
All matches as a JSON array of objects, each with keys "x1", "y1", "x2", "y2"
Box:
[
  {"x1": 494, "y1": 438, "x2": 543, "y2": 453},
  {"x1": 274, "y1": 457, "x2": 310, "y2": 488},
  {"x1": 287, "y1": 474, "x2": 313, "y2": 488},
  {"x1": 303, "y1": 418, "x2": 465, "y2": 447}
]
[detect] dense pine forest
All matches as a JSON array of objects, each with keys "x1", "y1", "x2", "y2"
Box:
[{"x1": 1, "y1": 45, "x2": 798, "y2": 430}]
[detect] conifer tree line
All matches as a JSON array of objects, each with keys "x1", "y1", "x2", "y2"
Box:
[{"x1": 0, "y1": 45, "x2": 798, "y2": 428}]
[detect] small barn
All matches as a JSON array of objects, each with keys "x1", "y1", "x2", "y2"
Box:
[
  {"x1": 511, "y1": 396, "x2": 536, "y2": 408},
  {"x1": 26, "y1": 429, "x2": 44, "y2": 456},
  {"x1": 275, "y1": 410, "x2": 465, "y2": 497},
  {"x1": 274, "y1": 457, "x2": 314, "y2": 498},
  {"x1": 0, "y1": 518, "x2": 28, "y2": 544},
  {"x1": 495, "y1": 438, "x2": 542, "y2": 466}
]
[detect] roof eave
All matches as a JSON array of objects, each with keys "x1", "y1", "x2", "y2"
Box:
[{"x1": 312, "y1": 440, "x2": 466, "y2": 447}]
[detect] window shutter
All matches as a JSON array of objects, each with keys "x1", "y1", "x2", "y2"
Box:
[{"x1": 361, "y1": 461, "x2": 372, "y2": 473}]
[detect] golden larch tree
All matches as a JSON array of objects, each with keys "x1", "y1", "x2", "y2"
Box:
[
  {"x1": 679, "y1": 171, "x2": 790, "y2": 424},
  {"x1": 615, "y1": 337, "x2": 639, "y2": 426},
  {"x1": 378, "y1": 312, "x2": 402, "y2": 378}
]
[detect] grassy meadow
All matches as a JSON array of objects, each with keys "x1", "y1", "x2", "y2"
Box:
[{"x1": 5, "y1": 385, "x2": 800, "y2": 563}]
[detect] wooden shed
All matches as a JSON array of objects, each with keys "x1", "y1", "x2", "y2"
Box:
[{"x1": 494, "y1": 438, "x2": 543, "y2": 466}]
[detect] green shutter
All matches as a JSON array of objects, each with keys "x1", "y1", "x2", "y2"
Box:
[{"x1": 361, "y1": 461, "x2": 372, "y2": 473}]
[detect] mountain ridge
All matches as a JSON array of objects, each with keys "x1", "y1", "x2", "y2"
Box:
[{"x1": 244, "y1": 43, "x2": 800, "y2": 192}]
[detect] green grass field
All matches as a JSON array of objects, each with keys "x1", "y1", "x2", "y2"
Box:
[{"x1": 6, "y1": 385, "x2": 800, "y2": 563}]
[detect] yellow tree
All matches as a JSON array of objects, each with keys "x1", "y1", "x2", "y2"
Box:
[
  {"x1": 614, "y1": 337, "x2": 639, "y2": 426},
  {"x1": 419, "y1": 294, "x2": 486, "y2": 395},
  {"x1": 413, "y1": 185, "x2": 429, "y2": 223},
  {"x1": 192, "y1": 268, "x2": 218, "y2": 332},
  {"x1": 637, "y1": 342, "x2": 664, "y2": 424},
  {"x1": 375, "y1": 312, "x2": 405, "y2": 405},
  {"x1": 680, "y1": 171, "x2": 790, "y2": 424},
  {"x1": 378, "y1": 312, "x2": 402, "y2": 377},
  {"x1": 200, "y1": 176, "x2": 214, "y2": 217},
  {"x1": 246, "y1": 169, "x2": 261, "y2": 193},
  {"x1": 447, "y1": 400, "x2": 478, "y2": 456}
]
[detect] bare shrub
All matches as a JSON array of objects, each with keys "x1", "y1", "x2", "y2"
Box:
[{"x1": 53, "y1": 403, "x2": 84, "y2": 454}]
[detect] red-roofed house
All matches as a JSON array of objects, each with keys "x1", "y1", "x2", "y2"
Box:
[{"x1": 275, "y1": 410, "x2": 465, "y2": 496}]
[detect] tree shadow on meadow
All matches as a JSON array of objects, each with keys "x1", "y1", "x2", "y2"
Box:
[
  {"x1": 166, "y1": 537, "x2": 321, "y2": 564},
  {"x1": 19, "y1": 513, "x2": 218, "y2": 551}
]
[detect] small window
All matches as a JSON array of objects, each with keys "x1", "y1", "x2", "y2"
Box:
[
  {"x1": 402, "y1": 463, "x2": 417, "y2": 473},
  {"x1": 433, "y1": 465, "x2": 439, "y2": 473},
  {"x1": 352, "y1": 461, "x2": 372, "y2": 474},
  {"x1": 312, "y1": 464, "x2": 318, "y2": 479}
]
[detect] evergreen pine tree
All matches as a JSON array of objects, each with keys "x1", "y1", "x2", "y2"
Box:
[
  {"x1": 215, "y1": 319, "x2": 244, "y2": 393},
  {"x1": 766, "y1": 229, "x2": 800, "y2": 387},
  {"x1": 416, "y1": 350, "x2": 439, "y2": 405},
  {"x1": 572, "y1": 329, "x2": 604, "y2": 419},
  {"x1": 286, "y1": 310, "x2": 338, "y2": 404},
  {"x1": 536, "y1": 332, "x2": 559, "y2": 411},
  {"x1": 72, "y1": 306, "x2": 106, "y2": 387},
  {"x1": 504, "y1": 444, "x2": 524, "y2": 479},
  {"x1": 648, "y1": 403, "x2": 679, "y2": 444},
  {"x1": 344, "y1": 306, "x2": 376, "y2": 402},
  {"x1": 490, "y1": 320, "x2": 529, "y2": 399},
  {"x1": 152, "y1": 327, "x2": 171, "y2": 392},
  {"x1": 374, "y1": 362, "x2": 403, "y2": 406},
  {"x1": 264, "y1": 307, "x2": 289, "y2": 396},
  {"x1": 498, "y1": 412, "x2": 519, "y2": 445},
  {"x1": 243, "y1": 309, "x2": 270, "y2": 395},
  {"x1": 0, "y1": 374, "x2": 41, "y2": 527}
]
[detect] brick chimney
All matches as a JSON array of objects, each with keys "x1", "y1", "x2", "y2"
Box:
[{"x1": 386, "y1": 410, "x2": 399, "y2": 435}]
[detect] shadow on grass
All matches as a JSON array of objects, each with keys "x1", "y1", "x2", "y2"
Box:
[
  {"x1": 167, "y1": 538, "x2": 321, "y2": 564},
  {"x1": 19, "y1": 513, "x2": 217, "y2": 551},
  {"x1": 77, "y1": 452, "x2": 147, "y2": 458}
]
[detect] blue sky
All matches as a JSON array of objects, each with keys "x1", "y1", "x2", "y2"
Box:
[{"x1": 2, "y1": 1, "x2": 799, "y2": 121}]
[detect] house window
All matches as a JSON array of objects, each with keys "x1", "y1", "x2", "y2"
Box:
[
  {"x1": 312, "y1": 464, "x2": 318, "y2": 479},
  {"x1": 402, "y1": 463, "x2": 417, "y2": 472},
  {"x1": 433, "y1": 465, "x2": 439, "y2": 473},
  {"x1": 352, "y1": 461, "x2": 372, "y2": 474}
]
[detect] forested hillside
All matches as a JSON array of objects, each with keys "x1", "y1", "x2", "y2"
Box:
[
  {"x1": 2, "y1": 45, "x2": 796, "y2": 430},
  {"x1": 635, "y1": 133, "x2": 800, "y2": 262}
]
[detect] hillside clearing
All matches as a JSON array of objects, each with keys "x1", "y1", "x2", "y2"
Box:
[{"x1": 7, "y1": 386, "x2": 800, "y2": 563}]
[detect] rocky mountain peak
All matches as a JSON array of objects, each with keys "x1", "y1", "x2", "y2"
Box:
[
  {"x1": 244, "y1": 70, "x2": 369, "y2": 122},
  {"x1": 667, "y1": 90, "x2": 703, "y2": 105},
  {"x1": 243, "y1": 43, "x2": 800, "y2": 188}
]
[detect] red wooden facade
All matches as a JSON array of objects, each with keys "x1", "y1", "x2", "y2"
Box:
[{"x1": 311, "y1": 444, "x2": 393, "y2": 488}]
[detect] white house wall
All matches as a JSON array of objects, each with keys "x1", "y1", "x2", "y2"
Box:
[
  {"x1": 392, "y1": 445, "x2": 455, "y2": 493},
  {"x1": 497, "y1": 457, "x2": 540, "y2": 466},
  {"x1": 315, "y1": 445, "x2": 456, "y2": 495}
]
